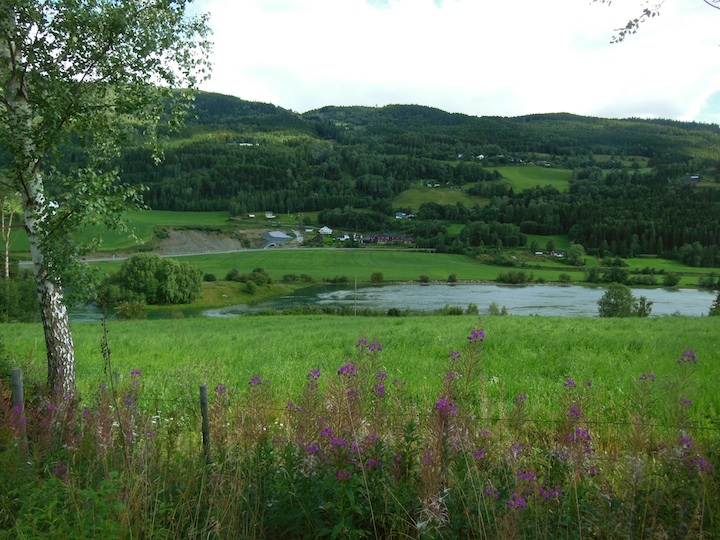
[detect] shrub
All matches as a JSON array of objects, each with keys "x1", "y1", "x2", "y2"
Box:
[
  {"x1": 283, "y1": 274, "x2": 298, "y2": 283},
  {"x1": 447, "y1": 273, "x2": 457, "y2": 283},
  {"x1": 419, "y1": 275, "x2": 430, "y2": 283},
  {"x1": 558, "y1": 273, "x2": 572, "y2": 284},
  {"x1": 370, "y1": 272, "x2": 384, "y2": 283},
  {"x1": 114, "y1": 300, "x2": 147, "y2": 320},
  {"x1": 662, "y1": 273, "x2": 681, "y2": 287},
  {"x1": 496, "y1": 270, "x2": 532, "y2": 284},
  {"x1": 598, "y1": 283, "x2": 653, "y2": 317},
  {"x1": 203, "y1": 273, "x2": 217, "y2": 282}
]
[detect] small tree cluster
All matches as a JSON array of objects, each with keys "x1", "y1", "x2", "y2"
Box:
[
  {"x1": 597, "y1": 283, "x2": 653, "y2": 317},
  {"x1": 101, "y1": 254, "x2": 203, "y2": 306}
]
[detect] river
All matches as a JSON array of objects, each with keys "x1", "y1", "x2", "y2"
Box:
[{"x1": 200, "y1": 283, "x2": 716, "y2": 318}]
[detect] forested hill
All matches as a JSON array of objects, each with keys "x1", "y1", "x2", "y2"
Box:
[{"x1": 112, "y1": 91, "x2": 720, "y2": 264}]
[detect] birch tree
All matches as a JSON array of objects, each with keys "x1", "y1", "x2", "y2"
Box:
[
  {"x1": 0, "y1": 188, "x2": 21, "y2": 279},
  {"x1": 0, "y1": 0, "x2": 211, "y2": 396}
]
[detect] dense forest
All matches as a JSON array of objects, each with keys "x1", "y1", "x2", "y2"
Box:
[{"x1": 48, "y1": 92, "x2": 720, "y2": 263}]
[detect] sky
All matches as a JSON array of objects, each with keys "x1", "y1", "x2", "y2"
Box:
[{"x1": 190, "y1": 0, "x2": 720, "y2": 124}]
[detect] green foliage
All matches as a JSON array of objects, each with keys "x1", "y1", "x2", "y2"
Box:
[
  {"x1": 709, "y1": 291, "x2": 720, "y2": 316},
  {"x1": 597, "y1": 283, "x2": 653, "y2": 317},
  {"x1": 107, "y1": 253, "x2": 202, "y2": 305},
  {"x1": 662, "y1": 272, "x2": 681, "y2": 287},
  {"x1": 447, "y1": 273, "x2": 457, "y2": 283},
  {"x1": 0, "y1": 272, "x2": 39, "y2": 323},
  {"x1": 419, "y1": 275, "x2": 430, "y2": 283},
  {"x1": 114, "y1": 301, "x2": 147, "y2": 320},
  {"x1": 370, "y1": 271, "x2": 384, "y2": 283},
  {"x1": 496, "y1": 270, "x2": 533, "y2": 284}
]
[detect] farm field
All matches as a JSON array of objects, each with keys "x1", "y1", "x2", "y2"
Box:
[
  {"x1": 493, "y1": 165, "x2": 573, "y2": 191},
  {"x1": 392, "y1": 184, "x2": 487, "y2": 211}
]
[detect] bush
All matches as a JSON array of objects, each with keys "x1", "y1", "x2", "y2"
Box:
[
  {"x1": 662, "y1": 273, "x2": 681, "y2": 287},
  {"x1": 115, "y1": 300, "x2": 147, "y2": 320},
  {"x1": 558, "y1": 273, "x2": 572, "y2": 284},
  {"x1": 203, "y1": 273, "x2": 217, "y2": 282},
  {"x1": 419, "y1": 275, "x2": 430, "y2": 283},
  {"x1": 283, "y1": 274, "x2": 298, "y2": 283},
  {"x1": 598, "y1": 283, "x2": 653, "y2": 317},
  {"x1": 370, "y1": 272, "x2": 384, "y2": 283},
  {"x1": 111, "y1": 254, "x2": 202, "y2": 305},
  {"x1": 447, "y1": 273, "x2": 457, "y2": 283},
  {"x1": 496, "y1": 270, "x2": 532, "y2": 284}
]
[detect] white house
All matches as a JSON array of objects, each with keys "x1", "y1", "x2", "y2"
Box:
[{"x1": 319, "y1": 226, "x2": 333, "y2": 235}]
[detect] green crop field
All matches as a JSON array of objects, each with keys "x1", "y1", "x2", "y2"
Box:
[{"x1": 494, "y1": 165, "x2": 573, "y2": 192}]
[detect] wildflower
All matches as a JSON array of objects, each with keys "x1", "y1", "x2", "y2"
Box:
[
  {"x1": 321, "y1": 427, "x2": 333, "y2": 438},
  {"x1": 305, "y1": 443, "x2": 319, "y2": 454},
  {"x1": 584, "y1": 381, "x2": 593, "y2": 387},
  {"x1": 564, "y1": 379, "x2": 576, "y2": 388},
  {"x1": 130, "y1": 369, "x2": 141, "y2": 376},
  {"x1": 568, "y1": 405, "x2": 582, "y2": 419},
  {"x1": 373, "y1": 382, "x2": 386, "y2": 397},
  {"x1": 433, "y1": 396, "x2": 457, "y2": 415},
  {"x1": 515, "y1": 393, "x2": 527, "y2": 404},
  {"x1": 678, "y1": 349, "x2": 697, "y2": 365},
  {"x1": 538, "y1": 485, "x2": 562, "y2": 500},
  {"x1": 53, "y1": 464, "x2": 68, "y2": 483},
  {"x1": 690, "y1": 456, "x2": 715, "y2": 475},
  {"x1": 337, "y1": 364, "x2": 357, "y2": 377},
  {"x1": 376, "y1": 371, "x2": 388, "y2": 380},
  {"x1": 366, "y1": 458, "x2": 377, "y2": 468},
  {"x1": 485, "y1": 486, "x2": 499, "y2": 499},
  {"x1": 356, "y1": 338, "x2": 369, "y2": 348},
  {"x1": 448, "y1": 349, "x2": 462, "y2": 362},
  {"x1": 480, "y1": 428, "x2": 492, "y2": 437},
  {"x1": 46, "y1": 404, "x2": 56, "y2": 413},
  {"x1": 214, "y1": 383, "x2": 227, "y2": 394},
  {"x1": 506, "y1": 493, "x2": 527, "y2": 510},
  {"x1": 444, "y1": 371, "x2": 457, "y2": 381},
  {"x1": 368, "y1": 342, "x2": 382, "y2": 353},
  {"x1": 468, "y1": 328, "x2": 485, "y2": 343},
  {"x1": 473, "y1": 449, "x2": 486, "y2": 459},
  {"x1": 680, "y1": 398, "x2": 693, "y2": 407},
  {"x1": 336, "y1": 470, "x2": 352, "y2": 480},
  {"x1": 347, "y1": 389, "x2": 359, "y2": 399},
  {"x1": 679, "y1": 436, "x2": 692, "y2": 449},
  {"x1": 510, "y1": 444, "x2": 525, "y2": 459},
  {"x1": 249, "y1": 375, "x2": 262, "y2": 387},
  {"x1": 307, "y1": 369, "x2": 321, "y2": 380},
  {"x1": 639, "y1": 372, "x2": 656, "y2": 382},
  {"x1": 286, "y1": 401, "x2": 300, "y2": 413},
  {"x1": 82, "y1": 407, "x2": 90, "y2": 418},
  {"x1": 518, "y1": 470, "x2": 536, "y2": 481},
  {"x1": 330, "y1": 437, "x2": 347, "y2": 447}
]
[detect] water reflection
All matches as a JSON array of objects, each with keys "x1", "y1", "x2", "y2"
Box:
[{"x1": 203, "y1": 284, "x2": 715, "y2": 318}]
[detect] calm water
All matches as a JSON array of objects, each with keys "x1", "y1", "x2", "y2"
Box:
[{"x1": 201, "y1": 283, "x2": 716, "y2": 318}]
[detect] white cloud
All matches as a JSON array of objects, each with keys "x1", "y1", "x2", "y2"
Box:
[{"x1": 193, "y1": 0, "x2": 720, "y2": 123}]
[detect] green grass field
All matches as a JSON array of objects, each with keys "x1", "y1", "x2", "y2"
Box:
[
  {"x1": 3, "y1": 316, "x2": 718, "y2": 416},
  {"x1": 392, "y1": 184, "x2": 487, "y2": 212},
  {"x1": 494, "y1": 165, "x2": 573, "y2": 192}
]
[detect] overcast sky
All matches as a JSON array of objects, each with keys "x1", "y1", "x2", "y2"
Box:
[{"x1": 191, "y1": 0, "x2": 720, "y2": 124}]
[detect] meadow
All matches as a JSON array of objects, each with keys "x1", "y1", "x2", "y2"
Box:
[
  {"x1": 1, "y1": 316, "x2": 718, "y2": 538},
  {"x1": 492, "y1": 166, "x2": 573, "y2": 192}
]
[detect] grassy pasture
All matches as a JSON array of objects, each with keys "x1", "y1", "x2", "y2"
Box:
[
  {"x1": 494, "y1": 165, "x2": 572, "y2": 192},
  {"x1": 3, "y1": 316, "x2": 718, "y2": 416},
  {"x1": 393, "y1": 184, "x2": 487, "y2": 212}
]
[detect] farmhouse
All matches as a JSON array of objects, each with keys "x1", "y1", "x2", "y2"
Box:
[
  {"x1": 319, "y1": 226, "x2": 333, "y2": 235},
  {"x1": 362, "y1": 232, "x2": 414, "y2": 245}
]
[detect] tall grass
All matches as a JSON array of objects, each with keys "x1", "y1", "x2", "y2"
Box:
[{"x1": 1, "y1": 319, "x2": 717, "y2": 538}]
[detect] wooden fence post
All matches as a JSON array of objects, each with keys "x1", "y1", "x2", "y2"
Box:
[
  {"x1": 11, "y1": 368, "x2": 28, "y2": 456},
  {"x1": 200, "y1": 384, "x2": 210, "y2": 461}
]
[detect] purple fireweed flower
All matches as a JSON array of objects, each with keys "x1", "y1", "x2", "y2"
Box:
[
  {"x1": 639, "y1": 373, "x2": 656, "y2": 382},
  {"x1": 679, "y1": 349, "x2": 697, "y2": 365},
  {"x1": 468, "y1": 329, "x2": 485, "y2": 343},
  {"x1": 507, "y1": 493, "x2": 527, "y2": 510},
  {"x1": 321, "y1": 427, "x2": 333, "y2": 438},
  {"x1": 568, "y1": 406, "x2": 582, "y2": 419},
  {"x1": 365, "y1": 433, "x2": 378, "y2": 444},
  {"x1": 331, "y1": 437, "x2": 347, "y2": 447},
  {"x1": 336, "y1": 470, "x2": 352, "y2": 480},
  {"x1": 681, "y1": 398, "x2": 693, "y2": 407},
  {"x1": 515, "y1": 393, "x2": 527, "y2": 404},
  {"x1": 307, "y1": 369, "x2": 321, "y2": 380},
  {"x1": 286, "y1": 401, "x2": 301, "y2": 412},
  {"x1": 337, "y1": 364, "x2": 357, "y2": 377},
  {"x1": 130, "y1": 369, "x2": 141, "y2": 376},
  {"x1": 46, "y1": 404, "x2": 56, "y2": 413},
  {"x1": 564, "y1": 379, "x2": 576, "y2": 388},
  {"x1": 485, "y1": 486, "x2": 499, "y2": 499},
  {"x1": 82, "y1": 407, "x2": 90, "y2": 418},
  {"x1": 690, "y1": 456, "x2": 715, "y2": 475},
  {"x1": 510, "y1": 444, "x2": 525, "y2": 459},
  {"x1": 518, "y1": 470, "x2": 536, "y2": 481},
  {"x1": 480, "y1": 428, "x2": 492, "y2": 437},
  {"x1": 448, "y1": 349, "x2": 462, "y2": 362},
  {"x1": 584, "y1": 381, "x2": 593, "y2": 387},
  {"x1": 347, "y1": 389, "x2": 359, "y2": 399},
  {"x1": 444, "y1": 371, "x2": 457, "y2": 381},
  {"x1": 373, "y1": 382, "x2": 386, "y2": 397},
  {"x1": 215, "y1": 383, "x2": 227, "y2": 394},
  {"x1": 376, "y1": 371, "x2": 388, "y2": 380},
  {"x1": 588, "y1": 465, "x2": 597, "y2": 476},
  {"x1": 679, "y1": 436, "x2": 692, "y2": 449},
  {"x1": 538, "y1": 485, "x2": 562, "y2": 500},
  {"x1": 368, "y1": 342, "x2": 382, "y2": 353},
  {"x1": 11, "y1": 405, "x2": 22, "y2": 415},
  {"x1": 473, "y1": 449, "x2": 487, "y2": 459},
  {"x1": 249, "y1": 375, "x2": 262, "y2": 387},
  {"x1": 356, "y1": 338, "x2": 369, "y2": 348},
  {"x1": 366, "y1": 458, "x2": 377, "y2": 468},
  {"x1": 305, "y1": 443, "x2": 319, "y2": 453},
  {"x1": 434, "y1": 396, "x2": 457, "y2": 415}
]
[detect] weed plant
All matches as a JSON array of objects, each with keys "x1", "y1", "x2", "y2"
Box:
[{"x1": 0, "y1": 324, "x2": 718, "y2": 538}]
